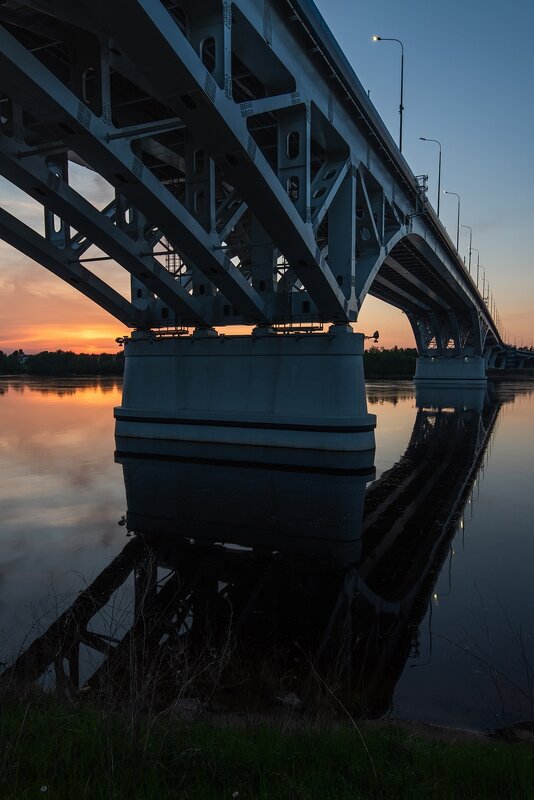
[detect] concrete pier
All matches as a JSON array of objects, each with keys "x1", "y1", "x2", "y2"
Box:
[
  {"x1": 414, "y1": 356, "x2": 487, "y2": 388},
  {"x1": 115, "y1": 325, "x2": 376, "y2": 463}
]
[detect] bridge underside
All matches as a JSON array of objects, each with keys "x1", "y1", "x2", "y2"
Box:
[{"x1": 0, "y1": 0, "x2": 511, "y2": 452}]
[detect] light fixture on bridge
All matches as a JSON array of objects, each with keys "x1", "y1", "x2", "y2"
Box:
[
  {"x1": 364, "y1": 330, "x2": 380, "y2": 342},
  {"x1": 371, "y1": 35, "x2": 404, "y2": 152},
  {"x1": 419, "y1": 137, "x2": 442, "y2": 217},
  {"x1": 471, "y1": 248, "x2": 481, "y2": 289},
  {"x1": 460, "y1": 224, "x2": 473, "y2": 274},
  {"x1": 443, "y1": 190, "x2": 461, "y2": 252}
]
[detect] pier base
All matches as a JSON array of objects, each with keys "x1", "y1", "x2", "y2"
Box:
[
  {"x1": 116, "y1": 443, "x2": 371, "y2": 563},
  {"x1": 114, "y1": 325, "x2": 376, "y2": 463},
  {"x1": 414, "y1": 356, "x2": 487, "y2": 388}
]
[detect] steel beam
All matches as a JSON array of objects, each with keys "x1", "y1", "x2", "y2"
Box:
[
  {"x1": 0, "y1": 134, "x2": 209, "y2": 327},
  {"x1": 0, "y1": 25, "x2": 269, "y2": 323},
  {"x1": 0, "y1": 205, "x2": 145, "y2": 327}
]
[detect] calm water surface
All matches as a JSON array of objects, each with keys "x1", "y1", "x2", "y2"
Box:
[{"x1": 1, "y1": 376, "x2": 533, "y2": 730}]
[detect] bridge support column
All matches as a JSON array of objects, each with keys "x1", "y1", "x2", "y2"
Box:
[
  {"x1": 414, "y1": 356, "x2": 487, "y2": 387},
  {"x1": 115, "y1": 325, "x2": 376, "y2": 470}
]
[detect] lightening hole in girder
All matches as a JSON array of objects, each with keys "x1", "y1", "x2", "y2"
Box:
[
  {"x1": 52, "y1": 214, "x2": 62, "y2": 233},
  {"x1": 360, "y1": 227, "x2": 371, "y2": 241},
  {"x1": 193, "y1": 148, "x2": 205, "y2": 175},
  {"x1": 356, "y1": 207, "x2": 365, "y2": 220},
  {"x1": 324, "y1": 168, "x2": 336, "y2": 180},
  {"x1": 312, "y1": 187, "x2": 326, "y2": 199},
  {"x1": 82, "y1": 67, "x2": 96, "y2": 104},
  {"x1": 287, "y1": 131, "x2": 300, "y2": 160},
  {"x1": 288, "y1": 176, "x2": 300, "y2": 202},
  {"x1": 201, "y1": 37, "x2": 216, "y2": 73}
]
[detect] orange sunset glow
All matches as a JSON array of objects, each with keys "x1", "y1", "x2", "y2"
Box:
[
  {"x1": 1, "y1": 161, "x2": 533, "y2": 354},
  {"x1": 3, "y1": 239, "x2": 533, "y2": 354},
  {"x1": 0, "y1": 242, "x2": 415, "y2": 354}
]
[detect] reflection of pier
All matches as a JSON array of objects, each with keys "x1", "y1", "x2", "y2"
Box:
[{"x1": 1, "y1": 388, "x2": 501, "y2": 716}]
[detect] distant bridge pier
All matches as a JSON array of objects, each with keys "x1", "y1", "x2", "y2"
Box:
[
  {"x1": 115, "y1": 325, "x2": 376, "y2": 466},
  {"x1": 414, "y1": 355, "x2": 487, "y2": 387}
]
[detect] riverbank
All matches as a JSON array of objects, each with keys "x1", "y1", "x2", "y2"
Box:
[
  {"x1": 1, "y1": 700, "x2": 533, "y2": 799},
  {"x1": 487, "y1": 368, "x2": 534, "y2": 381}
]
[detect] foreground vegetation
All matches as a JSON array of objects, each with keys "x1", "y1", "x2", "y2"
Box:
[
  {"x1": 0, "y1": 346, "x2": 417, "y2": 377},
  {"x1": 1, "y1": 701, "x2": 533, "y2": 799}
]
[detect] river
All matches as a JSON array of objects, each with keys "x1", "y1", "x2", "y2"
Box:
[{"x1": 1, "y1": 376, "x2": 533, "y2": 731}]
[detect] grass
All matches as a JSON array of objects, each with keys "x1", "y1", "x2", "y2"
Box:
[{"x1": 1, "y1": 700, "x2": 534, "y2": 799}]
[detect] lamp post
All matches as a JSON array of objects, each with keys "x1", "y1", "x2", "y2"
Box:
[
  {"x1": 471, "y1": 248, "x2": 480, "y2": 288},
  {"x1": 419, "y1": 137, "x2": 442, "y2": 216},
  {"x1": 372, "y1": 36, "x2": 404, "y2": 152},
  {"x1": 460, "y1": 224, "x2": 472, "y2": 274},
  {"x1": 444, "y1": 190, "x2": 461, "y2": 251}
]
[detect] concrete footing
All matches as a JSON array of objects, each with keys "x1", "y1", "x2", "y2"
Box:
[
  {"x1": 414, "y1": 356, "x2": 487, "y2": 388},
  {"x1": 116, "y1": 442, "x2": 371, "y2": 563},
  {"x1": 114, "y1": 326, "x2": 376, "y2": 461},
  {"x1": 415, "y1": 384, "x2": 487, "y2": 412}
]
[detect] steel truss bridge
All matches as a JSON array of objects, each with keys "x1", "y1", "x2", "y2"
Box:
[{"x1": 0, "y1": 0, "x2": 520, "y2": 367}]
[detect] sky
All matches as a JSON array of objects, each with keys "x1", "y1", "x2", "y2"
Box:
[{"x1": 0, "y1": 0, "x2": 533, "y2": 353}]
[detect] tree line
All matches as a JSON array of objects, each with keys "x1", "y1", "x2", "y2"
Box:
[
  {"x1": 1, "y1": 345, "x2": 417, "y2": 377},
  {"x1": 364, "y1": 346, "x2": 417, "y2": 376},
  {"x1": 0, "y1": 349, "x2": 124, "y2": 376}
]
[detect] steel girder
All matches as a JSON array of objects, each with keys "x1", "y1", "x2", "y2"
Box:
[{"x1": 0, "y1": 0, "x2": 505, "y2": 343}]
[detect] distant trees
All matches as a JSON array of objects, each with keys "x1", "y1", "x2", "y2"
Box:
[
  {"x1": 363, "y1": 346, "x2": 417, "y2": 376},
  {"x1": 0, "y1": 349, "x2": 124, "y2": 376},
  {"x1": 0, "y1": 345, "x2": 417, "y2": 377}
]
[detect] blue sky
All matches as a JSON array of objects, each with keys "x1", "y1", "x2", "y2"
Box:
[{"x1": 316, "y1": 0, "x2": 534, "y2": 345}]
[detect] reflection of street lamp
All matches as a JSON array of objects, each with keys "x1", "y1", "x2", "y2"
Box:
[
  {"x1": 444, "y1": 190, "x2": 461, "y2": 251},
  {"x1": 372, "y1": 35, "x2": 404, "y2": 152},
  {"x1": 460, "y1": 224, "x2": 472, "y2": 274},
  {"x1": 419, "y1": 137, "x2": 442, "y2": 216}
]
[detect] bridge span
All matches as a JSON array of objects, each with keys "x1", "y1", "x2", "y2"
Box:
[{"x1": 0, "y1": 0, "x2": 514, "y2": 456}]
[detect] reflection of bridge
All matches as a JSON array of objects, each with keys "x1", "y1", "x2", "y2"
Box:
[
  {"x1": 1, "y1": 387, "x2": 501, "y2": 716},
  {"x1": 0, "y1": 0, "x2": 521, "y2": 454}
]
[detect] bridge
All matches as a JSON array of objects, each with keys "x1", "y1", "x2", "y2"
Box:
[
  {"x1": 0, "y1": 0, "x2": 519, "y2": 456},
  {"x1": 0, "y1": 385, "x2": 502, "y2": 715}
]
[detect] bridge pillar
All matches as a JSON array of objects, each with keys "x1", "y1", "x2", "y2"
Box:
[
  {"x1": 115, "y1": 325, "x2": 376, "y2": 468},
  {"x1": 414, "y1": 356, "x2": 487, "y2": 387}
]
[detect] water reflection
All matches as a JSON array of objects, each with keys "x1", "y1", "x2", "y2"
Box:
[
  {"x1": 1, "y1": 385, "x2": 504, "y2": 720},
  {"x1": 0, "y1": 377, "x2": 122, "y2": 398}
]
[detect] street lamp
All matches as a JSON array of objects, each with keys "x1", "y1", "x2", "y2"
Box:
[
  {"x1": 471, "y1": 248, "x2": 480, "y2": 289},
  {"x1": 372, "y1": 36, "x2": 404, "y2": 152},
  {"x1": 444, "y1": 190, "x2": 461, "y2": 251},
  {"x1": 460, "y1": 224, "x2": 472, "y2": 274},
  {"x1": 419, "y1": 138, "x2": 442, "y2": 216},
  {"x1": 482, "y1": 271, "x2": 489, "y2": 304}
]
